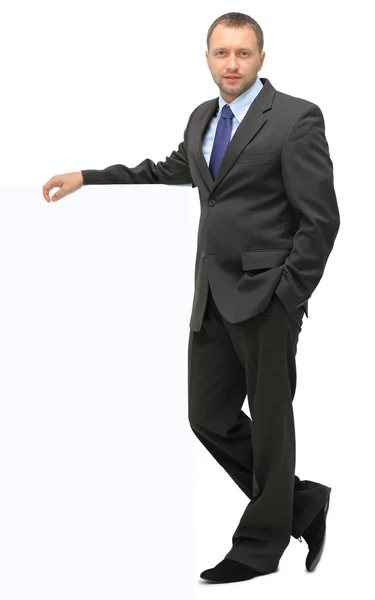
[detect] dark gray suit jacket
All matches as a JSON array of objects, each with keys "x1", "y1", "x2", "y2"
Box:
[{"x1": 82, "y1": 78, "x2": 340, "y2": 332}]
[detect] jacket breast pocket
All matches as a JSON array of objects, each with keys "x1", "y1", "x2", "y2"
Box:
[
  {"x1": 236, "y1": 150, "x2": 275, "y2": 164},
  {"x1": 241, "y1": 248, "x2": 291, "y2": 271}
]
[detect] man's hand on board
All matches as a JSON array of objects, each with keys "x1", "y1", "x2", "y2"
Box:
[{"x1": 42, "y1": 171, "x2": 83, "y2": 202}]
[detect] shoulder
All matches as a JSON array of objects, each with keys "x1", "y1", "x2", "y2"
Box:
[
  {"x1": 273, "y1": 89, "x2": 323, "y2": 123},
  {"x1": 190, "y1": 98, "x2": 217, "y2": 117},
  {"x1": 269, "y1": 91, "x2": 327, "y2": 147}
]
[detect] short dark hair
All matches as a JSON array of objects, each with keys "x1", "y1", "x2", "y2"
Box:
[{"x1": 207, "y1": 12, "x2": 264, "y2": 54}]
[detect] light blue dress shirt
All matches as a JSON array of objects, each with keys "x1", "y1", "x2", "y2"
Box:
[{"x1": 202, "y1": 76, "x2": 264, "y2": 166}]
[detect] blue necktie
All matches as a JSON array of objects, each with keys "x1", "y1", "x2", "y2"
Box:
[{"x1": 209, "y1": 104, "x2": 235, "y2": 180}]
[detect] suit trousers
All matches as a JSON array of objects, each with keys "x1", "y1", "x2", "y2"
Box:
[{"x1": 187, "y1": 281, "x2": 331, "y2": 574}]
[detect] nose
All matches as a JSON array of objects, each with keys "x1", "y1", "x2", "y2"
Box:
[{"x1": 226, "y1": 55, "x2": 239, "y2": 69}]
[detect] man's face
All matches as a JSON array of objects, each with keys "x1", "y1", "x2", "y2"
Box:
[{"x1": 205, "y1": 24, "x2": 265, "y2": 103}]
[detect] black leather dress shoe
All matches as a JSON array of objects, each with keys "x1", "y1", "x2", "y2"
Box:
[
  {"x1": 200, "y1": 558, "x2": 264, "y2": 583},
  {"x1": 302, "y1": 491, "x2": 331, "y2": 571}
]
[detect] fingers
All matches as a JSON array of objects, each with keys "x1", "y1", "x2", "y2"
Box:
[
  {"x1": 42, "y1": 176, "x2": 62, "y2": 202},
  {"x1": 42, "y1": 177, "x2": 56, "y2": 202},
  {"x1": 51, "y1": 188, "x2": 64, "y2": 202}
]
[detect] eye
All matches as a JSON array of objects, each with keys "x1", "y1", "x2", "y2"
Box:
[{"x1": 217, "y1": 51, "x2": 249, "y2": 57}]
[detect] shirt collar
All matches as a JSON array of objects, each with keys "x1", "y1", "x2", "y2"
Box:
[{"x1": 218, "y1": 76, "x2": 264, "y2": 122}]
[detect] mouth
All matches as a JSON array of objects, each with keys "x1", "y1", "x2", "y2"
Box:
[{"x1": 224, "y1": 76, "x2": 241, "y2": 80}]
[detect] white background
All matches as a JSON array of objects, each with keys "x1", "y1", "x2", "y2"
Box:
[{"x1": 0, "y1": 1, "x2": 374, "y2": 598}]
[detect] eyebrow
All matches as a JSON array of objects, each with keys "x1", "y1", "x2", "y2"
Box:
[{"x1": 212, "y1": 47, "x2": 253, "y2": 53}]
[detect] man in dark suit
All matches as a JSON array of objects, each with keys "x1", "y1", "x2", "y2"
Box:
[{"x1": 43, "y1": 12, "x2": 340, "y2": 584}]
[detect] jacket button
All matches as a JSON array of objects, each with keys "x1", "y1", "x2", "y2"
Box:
[
  {"x1": 208, "y1": 199, "x2": 216, "y2": 206},
  {"x1": 201, "y1": 250, "x2": 206, "y2": 258}
]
